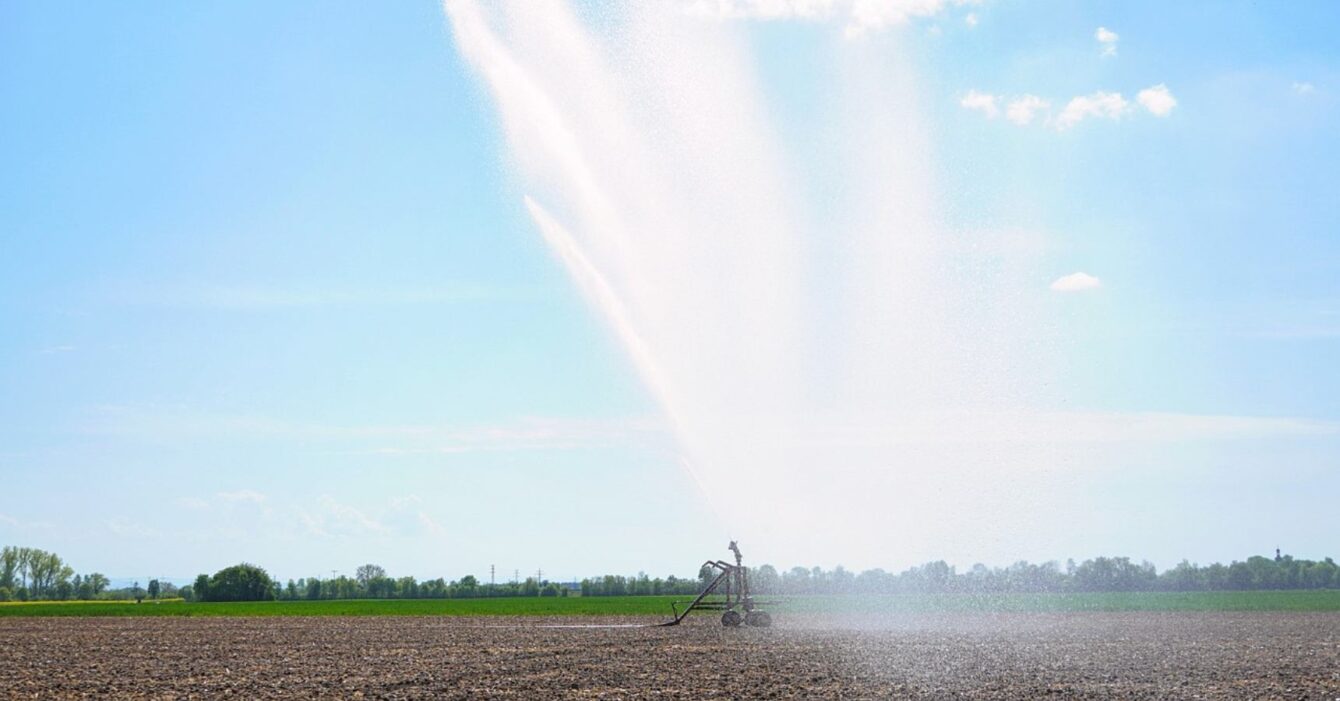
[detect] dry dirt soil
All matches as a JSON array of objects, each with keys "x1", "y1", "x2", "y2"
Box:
[{"x1": 2, "y1": 612, "x2": 1338, "y2": 699}]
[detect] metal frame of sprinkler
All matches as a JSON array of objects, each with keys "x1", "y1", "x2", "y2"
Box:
[{"x1": 661, "y1": 541, "x2": 773, "y2": 627}]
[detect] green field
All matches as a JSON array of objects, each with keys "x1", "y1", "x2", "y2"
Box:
[{"x1": 2, "y1": 590, "x2": 1338, "y2": 617}]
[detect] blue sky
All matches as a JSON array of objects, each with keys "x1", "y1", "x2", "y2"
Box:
[{"x1": 2, "y1": 1, "x2": 1337, "y2": 583}]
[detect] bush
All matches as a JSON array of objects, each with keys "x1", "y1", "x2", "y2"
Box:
[{"x1": 0, "y1": 586, "x2": 11, "y2": 602}]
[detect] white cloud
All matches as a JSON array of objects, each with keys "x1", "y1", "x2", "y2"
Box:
[
  {"x1": 1095, "y1": 26, "x2": 1118, "y2": 56},
  {"x1": 684, "y1": 0, "x2": 981, "y2": 37},
  {"x1": 1293, "y1": 81, "x2": 1315, "y2": 95},
  {"x1": 965, "y1": 86, "x2": 1175, "y2": 130},
  {"x1": 1055, "y1": 91, "x2": 1128, "y2": 129},
  {"x1": 107, "y1": 518, "x2": 159, "y2": 538},
  {"x1": 417, "y1": 512, "x2": 451, "y2": 540},
  {"x1": 1050, "y1": 271, "x2": 1102, "y2": 292},
  {"x1": 1137, "y1": 84, "x2": 1176, "y2": 116},
  {"x1": 175, "y1": 497, "x2": 211, "y2": 511},
  {"x1": 389, "y1": 495, "x2": 423, "y2": 510},
  {"x1": 964, "y1": 12, "x2": 977, "y2": 27},
  {"x1": 960, "y1": 89, "x2": 999, "y2": 118},
  {"x1": 0, "y1": 513, "x2": 17, "y2": 527},
  {"x1": 301, "y1": 495, "x2": 389, "y2": 538},
  {"x1": 1005, "y1": 95, "x2": 1049, "y2": 125},
  {"x1": 217, "y1": 489, "x2": 267, "y2": 504}
]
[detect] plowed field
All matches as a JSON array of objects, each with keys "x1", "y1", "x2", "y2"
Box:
[{"x1": 2, "y1": 612, "x2": 1336, "y2": 699}]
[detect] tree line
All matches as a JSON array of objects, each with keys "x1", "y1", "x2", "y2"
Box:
[
  {"x1": 185, "y1": 563, "x2": 575, "y2": 602},
  {"x1": 7, "y1": 544, "x2": 1337, "y2": 603},
  {"x1": 1, "y1": 546, "x2": 179, "y2": 603},
  {"x1": 716, "y1": 553, "x2": 1340, "y2": 596}
]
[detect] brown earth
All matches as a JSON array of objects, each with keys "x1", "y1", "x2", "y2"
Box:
[{"x1": 1, "y1": 612, "x2": 1337, "y2": 699}]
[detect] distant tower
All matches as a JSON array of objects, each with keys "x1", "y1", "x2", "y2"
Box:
[{"x1": 1275, "y1": 547, "x2": 1282, "y2": 563}]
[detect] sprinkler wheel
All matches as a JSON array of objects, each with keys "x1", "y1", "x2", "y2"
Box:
[
  {"x1": 745, "y1": 611, "x2": 772, "y2": 627},
  {"x1": 721, "y1": 610, "x2": 743, "y2": 627}
]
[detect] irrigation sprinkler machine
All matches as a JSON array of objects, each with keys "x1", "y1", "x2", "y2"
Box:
[{"x1": 662, "y1": 541, "x2": 773, "y2": 627}]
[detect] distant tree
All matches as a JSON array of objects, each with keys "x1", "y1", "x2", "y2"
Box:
[
  {"x1": 148, "y1": 579, "x2": 161, "y2": 600},
  {"x1": 133, "y1": 581, "x2": 144, "y2": 604},
  {"x1": 0, "y1": 547, "x2": 18, "y2": 590},
  {"x1": 0, "y1": 586, "x2": 11, "y2": 602},
  {"x1": 355, "y1": 564, "x2": 386, "y2": 589},
  {"x1": 366, "y1": 576, "x2": 394, "y2": 599},
  {"x1": 751, "y1": 565, "x2": 779, "y2": 595},
  {"x1": 783, "y1": 566, "x2": 811, "y2": 595},
  {"x1": 86, "y1": 573, "x2": 110, "y2": 596},
  {"x1": 193, "y1": 574, "x2": 211, "y2": 602},
  {"x1": 179, "y1": 585, "x2": 195, "y2": 602},
  {"x1": 202, "y1": 564, "x2": 275, "y2": 602}
]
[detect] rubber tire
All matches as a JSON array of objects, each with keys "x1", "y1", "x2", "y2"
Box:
[
  {"x1": 745, "y1": 611, "x2": 772, "y2": 628},
  {"x1": 721, "y1": 610, "x2": 743, "y2": 627}
]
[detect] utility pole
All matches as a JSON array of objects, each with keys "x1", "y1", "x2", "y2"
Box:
[
  {"x1": 536, "y1": 568, "x2": 543, "y2": 596},
  {"x1": 490, "y1": 564, "x2": 495, "y2": 597}
]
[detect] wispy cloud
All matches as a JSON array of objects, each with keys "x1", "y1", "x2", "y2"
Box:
[
  {"x1": 217, "y1": 490, "x2": 267, "y2": 504},
  {"x1": 83, "y1": 405, "x2": 670, "y2": 456},
  {"x1": 301, "y1": 495, "x2": 389, "y2": 538},
  {"x1": 1050, "y1": 272, "x2": 1102, "y2": 292},
  {"x1": 417, "y1": 512, "x2": 451, "y2": 540},
  {"x1": 107, "y1": 282, "x2": 532, "y2": 311},
  {"x1": 0, "y1": 513, "x2": 54, "y2": 532},
  {"x1": 811, "y1": 410, "x2": 1340, "y2": 448},
  {"x1": 107, "y1": 518, "x2": 159, "y2": 538},
  {"x1": 1292, "y1": 81, "x2": 1316, "y2": 96},
  {"x1": 1095, "y1": 26, "x2": 1118, "y2": 57},
  {"x1": 175, "y1": 497, "x2": 212, "y2": 511},
  {"x1": 389, "y1": 495, "x2": 423, "y2": 511},
  {"x1": 684, "y1": 0, "x2": 981, "y2": 38}
]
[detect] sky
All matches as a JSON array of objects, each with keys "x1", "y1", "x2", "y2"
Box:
[{"x1": 1, "y1": 1, "x2": 1337, "y2": 584}]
